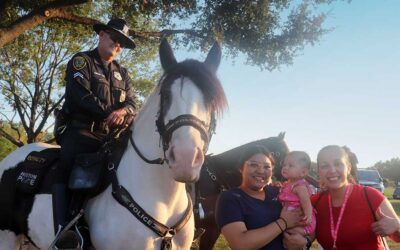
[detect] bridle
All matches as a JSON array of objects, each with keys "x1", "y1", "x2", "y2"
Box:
[
  {"x1": 120, "y1": 75, "x2": 216, "y2": 249},
  {"x1": 156, "y1": 114, "x2": 215, "y2": 154},
  {"x1": 131, "y1": 76, "x2": 216, "y2": 165}
]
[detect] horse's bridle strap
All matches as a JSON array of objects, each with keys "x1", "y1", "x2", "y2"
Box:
[
  {"x1": 157, "y1": 114, "x2": 210, "y2": 152},
  {"x1": 163, "y1": 114, "x2": 209, "y2": 142},
  {"x1": 129, "y1": 135, "x2": 164, "y2": 165},
  {"x1": 111, "y1": 181, "x2": 193, "y2": 248}
]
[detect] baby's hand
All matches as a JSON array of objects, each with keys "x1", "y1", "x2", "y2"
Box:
[
  {"x1": 302, "y1": 215, "x2": 312, "y2": 225},
  {"x1": 270, "y1": 181, "x2": 283, "y2": 188}
]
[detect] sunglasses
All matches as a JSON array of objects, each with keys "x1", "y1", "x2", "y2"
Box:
[{"x1": 104, "y1": 30, "x2": 125, "y2": 47}]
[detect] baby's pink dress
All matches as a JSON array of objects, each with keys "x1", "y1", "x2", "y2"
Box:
[{"x1": 277, "y1": 179, "x2": 316, "y2": 234}]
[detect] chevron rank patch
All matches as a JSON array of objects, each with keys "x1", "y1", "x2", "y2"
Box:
[
  {"x1": 73, "y1": 56, "x2": 86, "y2": 70},
  {"x1": 73, "y1": 72, "x2": 84, "y2": 79}
]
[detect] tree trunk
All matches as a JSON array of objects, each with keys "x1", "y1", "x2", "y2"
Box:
[{"x1": 0, "y1": 0, "x2": 94, "y2": 48}]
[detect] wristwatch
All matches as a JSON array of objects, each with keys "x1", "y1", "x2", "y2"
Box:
[
  {"x1": 303, "y1": 235, "x2": 312, "y2": 250},
  {"x1": 125, "y1": 107, "x2": 135, "y2": 116}
]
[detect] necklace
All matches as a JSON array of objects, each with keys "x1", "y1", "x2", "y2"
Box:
[{"x1": 328, "y1": 185, "x2": 352, "y2": 250}]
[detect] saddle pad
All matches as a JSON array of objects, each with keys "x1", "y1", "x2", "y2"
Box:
[{"x1": 16, "y1": 148, "x2": 60, "y2": 193}]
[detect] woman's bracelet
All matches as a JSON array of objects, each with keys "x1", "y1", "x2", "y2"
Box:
[
  {"x1": 279, "y1": 217, "x2": 288, "y2": 230},
  {"x1": 274, "y1": 220, "x2": 284, "y2": 233}
]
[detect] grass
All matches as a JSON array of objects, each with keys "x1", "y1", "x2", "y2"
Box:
[
  {"x1": 213, "y1": 236, "x2": 228, "y2": 250},
  {"x1": 385, "y1": 186, "x2": 400, "y2": 250},
  {"x1": 213, "y1": 187, "x2": 400, "y2": 250}
]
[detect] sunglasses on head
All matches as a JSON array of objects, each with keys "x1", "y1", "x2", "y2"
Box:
[{"x1": 104, "y1": 30, "x2": 125, "y2": 47}]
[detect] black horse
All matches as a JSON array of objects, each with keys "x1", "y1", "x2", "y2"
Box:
[{"x1": 193, "y1": 133, "x2": 290, "y2": 250}]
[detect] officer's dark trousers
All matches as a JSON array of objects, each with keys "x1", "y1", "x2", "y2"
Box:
[{"x1": 53, "y1": 127, "x2": 106, "y2": 232}]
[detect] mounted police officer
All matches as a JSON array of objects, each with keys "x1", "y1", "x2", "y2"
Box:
[{"x1": 53, "y1": 18, "x2": 137, "y2": 249}]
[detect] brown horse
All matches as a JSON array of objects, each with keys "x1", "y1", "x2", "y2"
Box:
[{"x1": 193, "y1": 133, "x2": 290, "y2": 250}]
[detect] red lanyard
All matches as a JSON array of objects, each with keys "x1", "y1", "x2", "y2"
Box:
[{"x1": 328, "y1": 185, "x2": 352, "y2": 250}]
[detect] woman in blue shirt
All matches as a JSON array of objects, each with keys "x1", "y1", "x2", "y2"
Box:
[{"x1": 216, "y1": 145, "x2": 303, "y2": 250}]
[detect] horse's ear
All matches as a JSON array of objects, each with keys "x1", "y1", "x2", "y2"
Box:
[
  {"x1": 278, "y1": 132, "x2": 286, "y2": 139},
  {"x1": 204, "y1": 42, "x2": 221, "y2": 73},
  {"x1": 159, "y1": 38, "x2": 177, "y2": 72}
]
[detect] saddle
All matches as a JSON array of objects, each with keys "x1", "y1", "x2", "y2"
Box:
[
  {"x1": 68, "y1": 128, "x2": 131, "y2": 192},
  {"x1": 15, "y1": 148, "x2": 60, "y2": 194},
  {"x1": 13, "y1": 129, "x2": 131, "y2": 196},
  {"x1": 0, "y1": 129, "x2": 131, "y2": 246}
]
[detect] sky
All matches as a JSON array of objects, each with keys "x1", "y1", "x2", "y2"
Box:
[
  {"x1": 178, "y1": 0, "x2": 400, "y2": 167},
  {"x1": 4, "y1": 1, "x2": 396, "y2": 168}
]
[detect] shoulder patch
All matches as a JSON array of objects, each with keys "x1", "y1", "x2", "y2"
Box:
[{"x1": 73, "y1": 56, "x2": 87, "y2": 70}]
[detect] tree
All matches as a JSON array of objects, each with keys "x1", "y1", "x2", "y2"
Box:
[
  {"x1": 1, "y1": 0, "x2": 345, "y2": 70},
  {"x1": 372, "y1": 158, "x2": 400, "y2": 184},
  {"x1": 0, "y1": 0, "x2": 346, "y2": 147},
  {"x1": 0, "y1": 137, "x2": 17, "y2": 161},
  {"x1": 0, "y1": 122, "x2": 23, "y2": 160},
  {"x1": 0, "y1": 20, "x2": 93, "y2": 145}
]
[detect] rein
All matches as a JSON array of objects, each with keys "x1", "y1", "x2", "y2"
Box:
[{"x1": 130, "y1": 135, "x2": 164, "y2": 165}]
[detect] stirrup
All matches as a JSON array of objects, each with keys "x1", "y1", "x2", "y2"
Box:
[{"x1": 49, "y1": 209, "x2": 85, "y2": 250}]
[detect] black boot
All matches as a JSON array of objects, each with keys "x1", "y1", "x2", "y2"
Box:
[
  {"x1": 69, "y1": 192, "x2": 86, "y2": 220},
  {"x1": 52, "y1": 184, "x2": 80, "y2": 249}
]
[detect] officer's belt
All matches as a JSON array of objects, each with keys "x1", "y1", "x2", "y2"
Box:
[{"x1": 69, "y1": 119, "x2": 108, "y2": 133}]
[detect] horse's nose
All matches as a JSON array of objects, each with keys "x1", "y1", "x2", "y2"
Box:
[
  {"x1": 193, "y1": 146, "x2": 204, "y2": 167},
  {"x1": 168, "y1": 146, "x2": 176, "y2": 163},
  {"x1": 167, "y1": 145, "x2": 204, "y2": 168}
]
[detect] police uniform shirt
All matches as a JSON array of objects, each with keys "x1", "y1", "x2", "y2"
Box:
[{"x1": 64, "y1": 48, "x2": 136, "y2": 122}]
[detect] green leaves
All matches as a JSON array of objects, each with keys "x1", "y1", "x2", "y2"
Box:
[
  {"x1": 0, "y1": 18, "x2": 94, "y2": 144},
  {"x1": 0, "y1": 136, "x2": 16, "y2": 161},
  {"x1": 0, "y1": 0, "x2": 346, "y2": 145},
  {"x1": 191, "y1": 0, "x2": 335, "y2": 70},
  {"x1": 2, "y1": 0, "x2": 343, "y2": 69},
  {"x1": 373, "y1": 158, "x2": 400, "y2": 184}
]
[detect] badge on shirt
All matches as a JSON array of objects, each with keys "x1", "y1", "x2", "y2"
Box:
[
  {"x1": 113, "y1": 71, "x2": 122, "y2": 81},
  {"x1": 73, "y1": 56, "x2": 86, "y2": 70}
]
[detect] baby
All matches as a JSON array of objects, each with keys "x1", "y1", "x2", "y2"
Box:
[{"x1": 278, "y1": 151, "x2": 316, "y2": 235}]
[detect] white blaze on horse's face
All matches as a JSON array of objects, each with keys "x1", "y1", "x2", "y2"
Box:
[
  {"x1": 164, "y1": 78, "x2": 207, "y2": 183},
  {"x1": 157, "y1": 39, "x2": 226, "y2": 184}
]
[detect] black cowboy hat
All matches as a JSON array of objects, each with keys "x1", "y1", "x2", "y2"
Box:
[{"x1": 93, "y1": 18, "x2": 136, "y2": 49}]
